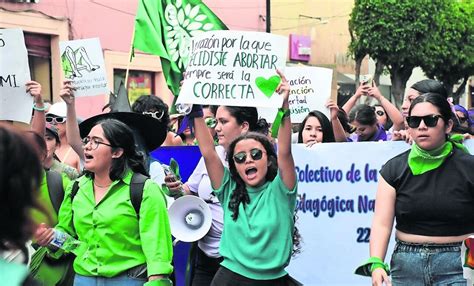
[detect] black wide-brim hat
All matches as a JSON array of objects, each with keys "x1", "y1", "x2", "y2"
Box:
[{"x1": 79, "y1": 112, "x2": 167, "y2": 152}]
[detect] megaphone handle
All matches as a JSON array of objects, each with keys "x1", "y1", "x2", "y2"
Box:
[{"x1": 173, "y1": 238, "x2": 180, "y2": 246}]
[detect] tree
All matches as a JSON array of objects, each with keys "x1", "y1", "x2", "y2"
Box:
[
  {"x1": 348, "y1": 0, "x2": 450, "y2": 107},
  {"x1": 420, "y1": 0, "x2": 474, "y2": 102}
]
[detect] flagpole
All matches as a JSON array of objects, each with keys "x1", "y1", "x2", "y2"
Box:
[{"x1": 125, "y1": 26, "x2": 136, "y2": 92}]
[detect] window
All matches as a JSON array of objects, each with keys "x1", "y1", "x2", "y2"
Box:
[
  {"x1": 114, "y1": 69, "x2": 155, "y2": 105},
  {"x1": 25, "y1": 32, "x2": 52, "y2": 102}
]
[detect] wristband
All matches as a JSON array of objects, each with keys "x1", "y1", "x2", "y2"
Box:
[
  {"x1": 355, "y1": 256, "x2": 390, "y2": 277},
  {"x1": 33, "y1": 103, "x2": 47, "y2": 112},
  {"x1": 271, "y1": 108, "x2": 290, "y2": 138}
]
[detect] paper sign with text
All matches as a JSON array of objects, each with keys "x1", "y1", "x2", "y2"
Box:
[
  {"x1": 258, "y1": 66, "x2": 333, "y2": 123},
  {"x1": 177, "y1": 30, "x2": 288, "y2": 107},
  {"x1": 0, "y1": 29, "x2": 32, "y2": 123},
  {"x1": 59, "y1": 38, "x2": 108, "y2": 97}
]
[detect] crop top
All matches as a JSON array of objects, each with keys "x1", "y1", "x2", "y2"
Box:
[{"x1": 380, "y1": 148, "x2": 474, "y2": 236}]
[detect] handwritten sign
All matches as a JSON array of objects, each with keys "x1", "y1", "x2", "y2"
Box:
[
  {"x1": 177, "y1": 31, "x2": 288, "y2": 107},
  {"x1": 59, "y1": 38, "x2": 108, "y2": 97},
  {"x1": 0, "y1": 29, "x2": 32, "y2": 123},
  {"x1": 258, "y1": 66, "x2": 333, "y2": 123}
]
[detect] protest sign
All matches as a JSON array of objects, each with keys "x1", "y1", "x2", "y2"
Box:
[
  {"x1": 59, "y1": 38, "x2": 108, "y2": 97},
  {"x1": 177, "y1": 30, "x2": 287, "y2": 107},
  {"x1": 0, "y1": 29, "x2": 32, "y2": 123},
  {"x1": 258, "y1": 66, "x2": 333, "y2": 123}
]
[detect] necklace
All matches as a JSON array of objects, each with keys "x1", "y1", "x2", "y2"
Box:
[{"x1": 93, "y1": 181, "x2": 111, "y2": 188}]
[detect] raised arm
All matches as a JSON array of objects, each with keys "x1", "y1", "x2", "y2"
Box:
[
  {"x1": 28, "y1": 81, "x2": 45, "y2": 136},
  {"x1": 60, "y1": 80, "x2": 84, "y2": 160},
  {"x1": 370, "y1": 176, "x2": 396, "y2": 285},
  {"x1": 368, "y1": 85, "x2": 404, "y2": 131},
  {"x1": 192, "y1": 107, "x2": 224, "y2": 189},
  {"x1": 276, "y1": 70, "x2": 296, "y2": 190},
  {"x1": 326, "y1": 99, "x2": 348, "y2": 142},
  {"x1": 342, "y1": 83, "x2": 370, "y2": 115}
]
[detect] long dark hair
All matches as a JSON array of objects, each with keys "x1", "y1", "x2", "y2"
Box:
[
  {"x1": 349, "y1": 104, "x2": 378, "y2": 126},
  {"x1": 84, "y1": 119, "x2": 148, "y2": 180},
  {"x1": 218, "y1": 106, "x2": 259, "y2": 131},
  {"x1": 411, "y1": 79, "x2": 448, "y2": 99},
  {"x1": 297, "y1": 110, "x2": 335, "y2": 143},
  {"x1": 0, "y1": 125, "x2": 43, "y2": 250},
  {"x1": 226, "y1": 132, "x2": 301, "y2": 255}
]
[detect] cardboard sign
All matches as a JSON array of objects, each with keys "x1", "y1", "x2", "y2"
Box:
[
  {"x1": 177, "y1": 30, "x2": 288, "y2": 107},
  {"x1": 0, "y1": 29, "x2": 32, "y2": 123},
  {"x1": 59, "y1": 38, "x2": 108, "y2": 97},
  {"x1": 259, "y1": 66, "x2": 333, "y2": 123}
]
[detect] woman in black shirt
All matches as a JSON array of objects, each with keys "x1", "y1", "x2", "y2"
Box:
[{"x1": 369, "y1": 93, "x2": 474, "y2": 286}]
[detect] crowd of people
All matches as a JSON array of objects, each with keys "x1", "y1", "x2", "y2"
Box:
[{"x1": 0, "y1": 72, "x2": 473, "y2": 286}]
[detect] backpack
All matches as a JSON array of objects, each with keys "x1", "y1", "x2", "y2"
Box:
[
  {"x1": 69, "y1": 173, "x2": 148, "y2": 217},
  {"x1": 46, "y1": 170, "x2": 65, "y2": 214}
]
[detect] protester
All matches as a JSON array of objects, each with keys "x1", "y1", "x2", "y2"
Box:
[
  {"x1": 44, "y1": 123, "x2": 79, "y2": 180},
  {"x1": 0, "y1": 124, "x2": 43, "y2": 286},
  {"x1": 343, "y1": 83, "x2": 404, "y2": 133},
  {"x1": 46, "y1": 101, "x2": 82, "y2": 172},
  {"x1": 188, "y1": 70, "x2": 299, "y2": 285},
  {"x1": 164, "y1": 105, "x2": 266, "y2": 285},
  {"x1": 132, "y1": 95, "x2": 183, "y2": 146},
  {"x1": 34, "y1": 119, "x2": 173, "y2": 285},
  {"x1": 348, "y1": 104, "x2": 388, "y2": 142},
  {"x1": 454, "y1": 104, "x2": 472, "y2": 130},
  {"x1": 367, "y1": 93, "x2": 474, "y2": 285},
  {"x1": 297, "y1": 110, "x2": 335, "y2": 146},
  {"x1": 400, "y1": 79, "x2": 448, "y2": 118}
]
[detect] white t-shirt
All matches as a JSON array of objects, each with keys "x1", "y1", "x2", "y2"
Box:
[{"x1": 186, "y1": 145, "x2": 227, "y2": 258}]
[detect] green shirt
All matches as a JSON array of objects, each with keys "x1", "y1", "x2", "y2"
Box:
[
  {"x1": 31, "y1": 171, "x2": 71, "y2": 227},
  {"x1": 213, "y1": 168, "x2": 297, "y2": 280},
  {"x1": 55, "y1": 170, "x2": 173, "y2": 277}
]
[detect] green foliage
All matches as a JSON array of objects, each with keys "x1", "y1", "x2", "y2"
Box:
[
  {"x1": 348, "y1": 0, "x2": 472, "y2": 104},
  {"x1": 420, "y1": 0, "x2": 474, "y2": 97}
]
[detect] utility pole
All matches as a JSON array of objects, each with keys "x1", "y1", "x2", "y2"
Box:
[{"x1": 266, "y1": 0, "x2": 271, "y2": 33}]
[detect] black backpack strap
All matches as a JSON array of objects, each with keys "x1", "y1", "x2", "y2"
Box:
[
  {"x1": 70, "y1": 181, "x2": 80, "y2": 202},
  {"x1": 130, "y1": 173, "x2": 148, "y2": 218},
  {"x1": 46, "y1": 170, "x2": 64, "y2": 214}
]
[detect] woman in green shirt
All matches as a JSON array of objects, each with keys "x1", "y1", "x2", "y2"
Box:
[
  {"x1": 190, "y1": 70, "x2": 300, "y2": 285},
  {"x1": 35, "y1": 119, "x2": 173, "y2": 286}
]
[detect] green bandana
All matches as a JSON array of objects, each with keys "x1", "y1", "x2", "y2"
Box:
[
  {"x1": 407, "y1": 133, "x2": 470, "y2": 175},
  {"x1": 408, "y1": 142, "x2": 452, "y2": 175}
]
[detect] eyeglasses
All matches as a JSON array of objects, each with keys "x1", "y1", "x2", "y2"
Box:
[
  {"x1": 82, "y1": 137, "x2": 114, "y2": 150},
  {"x1": 233, "y1": 148, "x2": 265, "y2": 164},
  {"x1": 406, "y1": 115, "x2": 442, "y2": 128},
  {"x1": 205, "y1": 117, "x2": 217, "y2": 128},
  {"x1": 45, "y1": 116, "x2": 66, "y2": 124},
  {"x1": 375, "y1": 110, "x2": 385, "y2": 116},
  {"x1": 143, "y1": 111, "x2": 164, "y2": 120}
]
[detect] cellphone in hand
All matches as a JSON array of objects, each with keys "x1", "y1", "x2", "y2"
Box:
[
  {"x1": 163, "y1": 165, "x2": 176, "y2": 182},
  {"x1": 361, "y1": 75, "x2": 373, "y2": 86}
]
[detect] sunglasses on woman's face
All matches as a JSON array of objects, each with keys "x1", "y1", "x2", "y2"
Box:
[
  {"x1": 375, "y1": 110, "x2": 385, "y2": 116},
  {"x1": 45, "y1": 116, "x2": 66, "y2": 124},
  {"x1": 233, "y1": 148, "x2": 265, "y2": 164},
  {"x1": 205, "y1": 117, "x2": 217, "y2": 128},
  {"x1": 406, "y1": 115, "x2": 442, "y2": 128}
]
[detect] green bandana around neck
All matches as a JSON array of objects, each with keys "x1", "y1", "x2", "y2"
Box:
[{"x1": 408, "y1": 141, "x2": 453, "y2": 175}]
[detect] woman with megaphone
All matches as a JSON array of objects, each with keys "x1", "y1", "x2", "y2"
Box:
[
  {"x1": 172, "y1": 69, "x2": 299, "y2": 285},
  {"x1": 165, "y1": 104, "x2": 269, "y2": 285}
]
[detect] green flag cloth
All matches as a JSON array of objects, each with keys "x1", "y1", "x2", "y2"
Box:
[{"x1": 133, "y1": 0, "x2": 228, "y2": 96}]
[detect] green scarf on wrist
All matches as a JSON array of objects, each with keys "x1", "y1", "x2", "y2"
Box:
[{"x1": 408, "y1": 134, "x2": 469, "y2": 175}]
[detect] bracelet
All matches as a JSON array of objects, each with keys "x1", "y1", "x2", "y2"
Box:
[
  {"x1": 270, "y1": 108, "x2": 290, "y2": 138},
  {"x1": 354, "y1": 256, "x2": 390, "y2": 277},
  {"x1": 280, "y1": 107, "x2": 290, "y2": 118},
  {"x1": 33, "y1": 103, "x2": 46, "y2": 112}
]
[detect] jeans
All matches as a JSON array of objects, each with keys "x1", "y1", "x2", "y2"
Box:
[
  {"x1": 390, "y1": 239, "x2": 467, "y2": 286},
  {"x1": 73, "y1": 273, "x2": 146, "y2": 286}
]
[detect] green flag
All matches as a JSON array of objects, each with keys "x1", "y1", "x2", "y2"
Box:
[{"x1": 133, "y1": 0, "x2": 228, "y2": 96}]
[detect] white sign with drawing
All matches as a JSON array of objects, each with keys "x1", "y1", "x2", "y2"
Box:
[
  {"x1": 59, "y1": 38, "x2": 108, "y2": 97},
  {"x1": 258, "y1": 66, "x2": 333, "y2": 123},
  {"x1": 177, "y1": 30, "x2": 288, "y2": 108},
  {"x1": 0, "y1": 28, "x2": 32, "y2": 123}
]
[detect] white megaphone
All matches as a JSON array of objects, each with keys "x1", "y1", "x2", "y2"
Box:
[{"x1": 168, "y1": 196, "x2": 212, "y2": 245}]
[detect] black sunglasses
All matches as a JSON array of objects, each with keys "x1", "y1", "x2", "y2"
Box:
[
  {"x1": 45, "y1": 116, "x2": 66, "y2": 124},
  {"x1": 375, "y1": 110, "x2": 385, "y2": 116},
  {"x1": 233, "y1": 148, "x2": 265, "y2": 164},
  {"x1": 406, "y1": 115, "x2": 442, "y2": 128}
]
